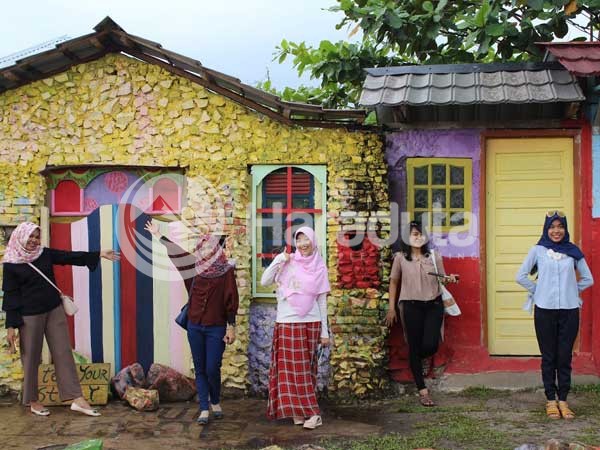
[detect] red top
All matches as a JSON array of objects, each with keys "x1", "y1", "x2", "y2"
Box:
[{"x1": 161, "y1": 237, "x2": 239, "y2": 326}]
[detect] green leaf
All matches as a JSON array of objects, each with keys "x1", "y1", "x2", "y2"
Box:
[
  {"x1": 435, "y1": 0, "x2": 449, "y2": 12},
  {"x1": 485, "y1": 23, "x2": 505, "y2": 37},
  {"x1": 422, "y1": 1, "x2": 434, "y2": 12},
  {"x1": 474, "y1": 1, "x2": 491, "y2": 27},
  {"x1": 527, "y1": 0, "x2": 544, "y2": 10}
]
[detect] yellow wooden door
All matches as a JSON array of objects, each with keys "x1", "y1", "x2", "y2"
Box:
[{"x1": 486, "y1": 137, "x2": 574, "y2": 355}]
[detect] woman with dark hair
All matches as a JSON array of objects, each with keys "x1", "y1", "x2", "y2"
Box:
[
  {"x1": 385, "y1": 221, "x2": 457, "y2": 406},
  {"x1": 2, "y1": 221, "x2": 119, "y2": 417},
  {"x1": 144, "y1": 221, "x2": 239, "y2": 425},
  {"x1": 516, "y1": 211, "x2": 593, "y2": 420}
]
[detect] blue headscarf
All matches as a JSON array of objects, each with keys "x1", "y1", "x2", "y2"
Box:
[{"x1": 536, "y1": 213, "x2": 584, "y2": 261}]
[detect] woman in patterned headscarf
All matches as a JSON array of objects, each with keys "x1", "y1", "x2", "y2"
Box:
[
  {"x1": 2, "y1": 221, "x2": 119, "y2": 417},
  {"x1": 516, "y1": 211, "x2": 593, "y2": 420},
  {"x1": 260, "y1": 226, "x2": 330, "y2": 430},
  {"x1": 145, "y1": 220, "x2": 239, "y2": 425}
]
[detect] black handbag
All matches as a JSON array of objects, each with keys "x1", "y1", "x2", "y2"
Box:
[{"x1": 174, "y1": 275, "x2": 196, "y2": 330}]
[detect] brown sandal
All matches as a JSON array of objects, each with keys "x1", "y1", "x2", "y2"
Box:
[
  {"x1": 558, "y1": 401, "x2": 575, "y2": 419},
  {"x1": 419, "y1": 392, "x2": 435, "y2": 407},
  {"x1": 546, "y1": 400, "x2": 561, "y2": 420}
]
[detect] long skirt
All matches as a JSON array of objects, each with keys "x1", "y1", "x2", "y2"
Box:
[{"x1": 267, "y1": 322, "x2": 321, "y2": 420}]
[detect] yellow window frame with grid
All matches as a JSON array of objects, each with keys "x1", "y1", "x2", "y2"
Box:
[{"x1": 407, "y1": 158, "x2": 472, "y2": 233}]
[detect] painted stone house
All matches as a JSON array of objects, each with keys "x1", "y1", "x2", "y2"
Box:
[
  {"x1": 360, "y1": 54, "x2": 600, "y2": 380},
  {"x1": 0, "y1": 18, "x2": 391, "y2": 397}
]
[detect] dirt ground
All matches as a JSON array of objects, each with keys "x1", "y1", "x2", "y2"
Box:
[{"x1": 2, "y1": 386, "x2": 600, "y2": 450}]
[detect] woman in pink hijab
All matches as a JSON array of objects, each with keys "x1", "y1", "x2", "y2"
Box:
[{"x1": 260, "y1": 226, "x2": 330, "y2": 430}]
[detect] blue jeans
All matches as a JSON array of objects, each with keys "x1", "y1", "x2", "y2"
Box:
[{"x1": 187, "y1": 323, "x2": 226, "y2": 411}]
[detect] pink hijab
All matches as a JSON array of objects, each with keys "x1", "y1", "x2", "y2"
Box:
[
  {"x1": 275, "y1": 227, "x2": 330, "y2": 317},
  {"x1": 2, "y1": 222, "x2": 44, "y2": 264}
]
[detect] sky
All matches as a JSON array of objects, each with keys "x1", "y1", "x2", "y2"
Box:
[{"x1": 1, "y1": 0, "x2": 357, "y2": 89}]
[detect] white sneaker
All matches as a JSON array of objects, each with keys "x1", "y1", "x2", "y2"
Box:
[
  {"x1": 293, "y1": 417, "x2": 304, "y2": 425},
  {"x1": 303, "y1": 415, "x2": 322, "y2": 429}
]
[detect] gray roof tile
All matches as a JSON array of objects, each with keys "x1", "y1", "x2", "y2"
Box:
[{"x1": 360, "y1": 65, "x2": 584, "y2": 106}]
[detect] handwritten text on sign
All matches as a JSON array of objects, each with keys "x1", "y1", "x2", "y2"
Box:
[{"x1": 38, "y1": 363, "x2": 110, "y2": 406}]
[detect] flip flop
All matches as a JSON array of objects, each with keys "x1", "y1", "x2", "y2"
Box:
[
  {"x1": 31, "y1": 407, "x2": 50, "y2": 416},
  {"x1": 70, "y1": 402, "x2": 101, "y2": 417}
]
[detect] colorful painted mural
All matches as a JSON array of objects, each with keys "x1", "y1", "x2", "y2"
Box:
[
  {"x1": 386, "y1": 127, "x2": 600, "y2": 381},
  {"x1": 0, "y1": 52, "x2": 389, "y2": 397}
]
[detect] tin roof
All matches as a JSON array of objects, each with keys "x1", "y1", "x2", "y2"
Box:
[
  {"x1": 538, "y1": 42, "x2": 600, "y2": 77},
  {"x1": 359, "y1": 62, "x2": 585, "y2": 107},
  {"x1": 0, "y1": 17, "x2": 365, "y2": 127},
  {"x1": 0, "y1": 36, "x2": 70, "y2": 69}
]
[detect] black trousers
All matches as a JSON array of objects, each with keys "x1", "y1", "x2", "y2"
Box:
[
  {"x1": 402, "y1": 297, "x2": 444, "y2": 390},
  {"x1": 534, "y1": 306, "x2": 579, "y2": 401}
]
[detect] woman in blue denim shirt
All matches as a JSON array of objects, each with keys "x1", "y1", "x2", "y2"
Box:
[{"x1": 516, "y1": 211, "x2": 593, "y2": 420}]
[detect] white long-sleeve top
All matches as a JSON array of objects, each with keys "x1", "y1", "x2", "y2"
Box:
[{"x1": 260, "y1": 253, "x2": 329, "y2": 338}]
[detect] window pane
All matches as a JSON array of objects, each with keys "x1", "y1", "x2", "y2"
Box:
[
  {"x1": 450, "y1": 212, "x2": 465, "y2": 226},
  {"x1": 432, "y1": 189, "x2": 446, "y2": 208},
  {"x1": 264, "y1": 196, "x2": 286, "y2": 209},
  {"x1": 450, "y1": 166, "x2": 464, "y2": 185},
  {"x1": 262, "y1": 168, "x2": 288, "y2": 209},
  {"x1": 414, "y1": 189, "x2": 428, "y2": 208},
  {"x1": 432, "y1": 164, "x2": 446, "y2": 185},
  {"x1": 292, "y1": 195, "x2": 312, "y2": 209},
  {"x1": 450, "y1": 189, "x2": 464, "y2": 208},
  {"x1": 432, "y1": 212, "x2": 447, "y2": 227},
  {"x1": 414, "y1": 166, "x2": 428, "y2": 185},
  {"x1": 259, "y1": 213, "x2": 286, "y2": 255}
]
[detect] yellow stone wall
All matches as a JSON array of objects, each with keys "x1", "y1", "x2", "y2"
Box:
[{"x1": 0, "y1": 53, "x2": 389, "y2": 396}]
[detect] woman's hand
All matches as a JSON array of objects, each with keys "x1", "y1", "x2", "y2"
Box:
[
  {"x1": 224, "y1": 326, "x2": 236, "y2": 345},
  {"x1": 144, "y1": 220, "x2": 161, "y2": 238},
  {"x1": 384, "y1": 308, "x2": 397, "y2": 327},
  {"x1": 100, "y1": 250, "x2": 120, "y2": 261},
  {"x1": 282, "y1": 252, "x2": 291, "y2": 262},
  {"x1": 6, "y1": 328, "x2": 17, "y2": 354},
  {"x1": 442, "y1": 274, "x2": 459, "y2": 284},
  {"x1": 320, "y1": 337, "x2": 330, "y2": 347}
]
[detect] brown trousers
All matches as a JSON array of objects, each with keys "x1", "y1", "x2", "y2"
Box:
[{"x1": 19, "y1": 305, "x2": 82, "y2": 405}]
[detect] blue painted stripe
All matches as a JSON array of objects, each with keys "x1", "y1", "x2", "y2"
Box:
[
  {"x1": 113, "y1": 204, "x2": 122, "y2": 372},
  {"x1": 135, "y1": 208, "x2": 154, "y2": 373},
  {"x1": 88, "y1": 209, "x2": 104, "y2": 363}
]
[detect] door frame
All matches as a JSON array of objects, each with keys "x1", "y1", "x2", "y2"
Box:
[{"x1": 480, "y1": 129, "x2": 582, "y2": 353}]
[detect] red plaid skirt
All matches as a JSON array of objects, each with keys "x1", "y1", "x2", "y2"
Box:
[{"x1": 267, "y1": 322, "x2": 321, "y2": 420}]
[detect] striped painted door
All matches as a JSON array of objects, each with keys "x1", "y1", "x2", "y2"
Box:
[
  {"x1": 50, "y1": 204, "x2": 192, "y2": 376},
  {"x1": 486, "y1": 137, "x2": 574, "y2": 355}
]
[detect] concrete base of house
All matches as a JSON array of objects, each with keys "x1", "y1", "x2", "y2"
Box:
[{"x1": 434, "y1": 372, "x2": 600, "y2": 393}]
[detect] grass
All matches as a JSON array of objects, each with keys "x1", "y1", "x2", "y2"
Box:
[
  {"x1": 571, "y1": 383, "x2": 600, "y2": 395},
  {"x1": 318, "y1": 413, "x2": 510, "y2": 450},
  {"x1": 459, "y1": 386, "x2": 517, "y2": 400}
]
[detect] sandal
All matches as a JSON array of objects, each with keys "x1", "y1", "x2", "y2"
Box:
[
  {"x1": 419, "y1": 392, "x2": 436, "y2": 407},
  {"x1": 31, "y1": 406, "x2": 50, "y2": 416},
  {"x1": 546, "y1": 400, "x2": 561, "y2": 420},
  {"x1": 558, "y1": 401, "x2": 575, "y2": 420}
]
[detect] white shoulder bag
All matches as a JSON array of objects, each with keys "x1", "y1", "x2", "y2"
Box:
[
  {"x1": 27, "y1": 263, "x2": 79, "y2": 316},
  {"x1": 430, "y1": 250, "x2": 461, "y2": 316}
]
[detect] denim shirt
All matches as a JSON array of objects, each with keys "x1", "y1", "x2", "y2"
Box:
[{"x1": 516, "y1": 245, "x2": 594, "y2": 312}]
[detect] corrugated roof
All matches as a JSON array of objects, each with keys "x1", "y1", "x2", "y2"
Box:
[
  {"x1": 0, "y1": 17, "x2": 365, "y2": 128},
  {"x1": 0, "y1": 36, "x2": 70, "y2": 69},
  {"x1": 538, "y1": 42, "x2": 600, "y2": 77},
  {"x1": 359, "y1": 63, "x2": 585, "y2": 107}
]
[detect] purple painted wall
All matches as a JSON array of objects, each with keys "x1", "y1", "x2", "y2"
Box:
[{"x1": 386, "y1": 129, "x2": 482, "y2": 258}]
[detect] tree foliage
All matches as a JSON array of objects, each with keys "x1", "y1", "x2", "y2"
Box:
[{"x1": 270, "y1": 0, "x2": 600, "y2": 108}]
